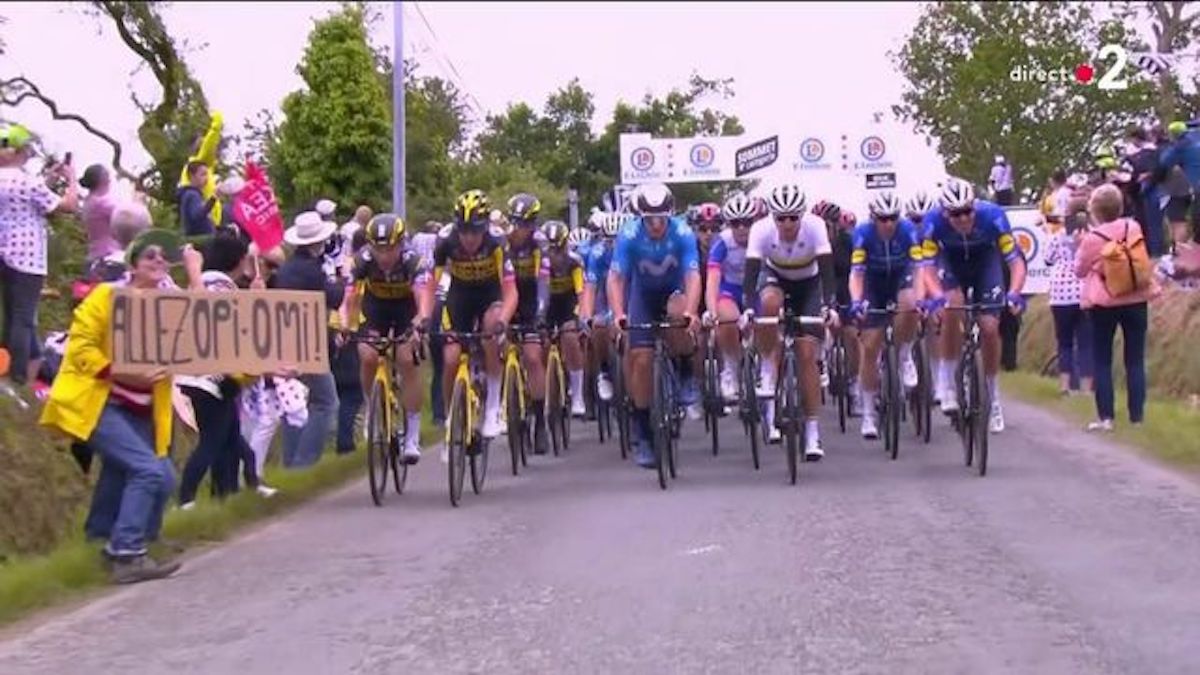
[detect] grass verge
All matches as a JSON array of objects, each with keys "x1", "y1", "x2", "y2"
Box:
[
  {"x1": 0, "y1": 403, "x2": 441, "y2": 629},
  {"x1": 1001, "y1": 371, "x2": 1200, "y2": 468}
]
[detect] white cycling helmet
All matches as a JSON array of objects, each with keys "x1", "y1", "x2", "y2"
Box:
[
  {"x1": 905, "y1": 190, "x2": 935, "y2": 217},
  {"x1": 632, "y1": 183, "x2": 675, "y2": 216},
  {"x1": 867, "y1": 191, "x2": 902, "y2": 219},
  {"x1": 567, "y1": 227, "x2": 592, "y2": 248},
  {"x1": 938, "y1": 179, "x2": 976, "y2": 210},
  {"x1": 599, "y1": 212, "x2": 622, "y2": 238},
  {"x1": 766, "y1": 183, "x2": 807, "y2": 216},
  {"x1": 721, "y1": 191, "x2": 758, "y2": 222},
  {"x1": 587, "y1": 208, "x2": 606, "y2": 231}
]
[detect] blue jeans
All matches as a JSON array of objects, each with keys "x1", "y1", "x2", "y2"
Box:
[
  {"x1": 281, "y1": 372, "x2": 338, "y2": 468},
  {"x1": 87, "y1": 403, "x2": 175, "y2": 557},
  {"x1": 0, "y1": 260, "x2": 43, "y2": 384},
  {"x1": 83, "y1": 457, "x2": 123, "y2": 541},
  {"x1": 1051, "y1": 304, "x2": 1094, "y2": 385},
  {"x1": 1090, "y1": 303, "x2": 1148, "y2": 423}
]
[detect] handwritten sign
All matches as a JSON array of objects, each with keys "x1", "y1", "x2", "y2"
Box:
[{"x1": 109, "y1": 288, "x2": 328, "y2": 375}]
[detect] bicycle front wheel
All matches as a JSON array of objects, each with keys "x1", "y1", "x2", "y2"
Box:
[
  {"x1": 651, "y1": 353, "x2": 673, "y2": 489},
  {"x1": 504, "y1": 362, "x2": 524, "y2": 476},
  {"x1": 780, "y1": 353, "x2": 800, "y2": 485},
  {"x1": 884, "y1": 342, "x2": 901, "y2": 461},
  {"x1": 547, "y1": 349, "x2": 565, "y2": 457},
  {"x1": 366, "y1": 378, "x2": 390, "y2": 506},
  {"x1": 973, "y1": 354, "x2": 991, "y2": 477},
  {"x1": 447, "y1": 378, "x2": 469, "y2": 507},
  {"x1": 741, "y1": 347, "x2": 762, "y2": 470},
  {"x1": 705, "y1": 347, "x2": 721, "y2": 457}
]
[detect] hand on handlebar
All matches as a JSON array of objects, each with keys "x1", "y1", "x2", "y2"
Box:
[
  {"x1": 1006, "y1": 292, "x2": 1027, "y2": 316},
  {"x1": 738, "y1": 308, "x2": 755, "y2": 332}
]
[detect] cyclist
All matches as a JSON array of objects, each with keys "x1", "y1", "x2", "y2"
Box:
[
  {"x1": 503, "y1": 192, "x2": 553, "y2": 454},
  {"x1": 608, "y1": 183, "x2": 702, "y2": 469},
  {"x1": 905, "y1": 190, "x2": 936, "y2": 239},
  {"x1": 921, "y1": 179, "x2": 1026, "y2": 433},
  {"x1": 569, "y1": 225, "x2": 593, "y2": 261},
  {"x1": 814, "y1": 200, "x2": 852, "y2": 400},
  {"x1": 686, "y1": 202, "x2": 723, "y2": 420},
  {"x1": 539, "y1": 220, "x2": 588, "y2": 417},
  {"x1": 426, "y1": 190, "x2": 518, "y2": 439},
  {"x1": 847, "y1": 192, "x2": 924, "y2": 440},
  {"x1": 741, "y1": 184, "x2": 837, "y2": 459},
  {"x1": 345, "y1": 214, "x2": 431, "y2": 463},
  {"x1": 703, "y1": 192, "x2": 756, "y2": 400},
  {"x1": 905, "y1": 190, "x2": 940, "y2": 401},
  {"x1": 579, "y1": 212, "x2": 626, "y2": 402}
]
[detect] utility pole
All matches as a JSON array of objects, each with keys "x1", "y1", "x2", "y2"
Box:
[
  {"x1": 393, "y1": 1, "x2": 406, "y2": 218},
  {"x1": 567, "y1": 188, "x2": 579, "y2": 229}
]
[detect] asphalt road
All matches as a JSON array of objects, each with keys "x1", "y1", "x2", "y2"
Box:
[{"x1": 2, "y1": 399, "x2": 1200, "y2": 675}]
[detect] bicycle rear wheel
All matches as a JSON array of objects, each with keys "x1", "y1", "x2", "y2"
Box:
[
  {"x1": 957, "y1": 356, "x2": 974, "y2": 468},
  {"x1": 912, "y1": 338, "x2": 933, "y2": 444},
  {"x1": 504, "y1": 362, "x2": 524, "y2": 476},
  {"x1": 392, "y1": 400, "x2": 408, "y2": 496},
  {"x1": 832, "y1": 339, "x2": 848, "y2": 434},
  {"x1": 366, "y1": 378, "x2": 390, "y2": 506},
  {"x1": 740, "y1": 348, "x2": 761, "y2": 471},
  {"x1": 470, "y1": 437, "x2": 490, "y2": 494},
  {"x1": 780, "y1": 353, "x2": 800, "y2": 485},
  {"x1": 547, "y1": 349, "x2": 565, "y2": 457},
  {"x1": 612, "y1": 345, "x2": 631, "y2": 461},
  {"x1": 651, "y1": 353, "x2": 673, "y2": 489},
  {"x1": 705, "y1": 342, "x2": 721, "y2": 457},
  {"x1": 447, "y1": 378, "x2": 469, "y2": 507}
]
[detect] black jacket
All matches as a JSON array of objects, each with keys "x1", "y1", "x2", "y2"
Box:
[{"x1": 270, "y1": 247, "x2": 345, "y2": 312}]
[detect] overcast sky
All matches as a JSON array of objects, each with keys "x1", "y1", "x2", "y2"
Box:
[{"x1": 2, "y1": 1, "x2": 949, "y2": 213}]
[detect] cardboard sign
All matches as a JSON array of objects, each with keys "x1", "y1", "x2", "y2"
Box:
[{"x1": 109, "y1": 288, "x2": 328, "y2": 375}]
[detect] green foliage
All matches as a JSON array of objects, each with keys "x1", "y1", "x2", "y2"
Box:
[
  {"x1": 892, "y1": 1, "x2": 1155, "y2": 193},
  {"x1": 267, "y1": 3, "x2": 393, "y2": 213}
]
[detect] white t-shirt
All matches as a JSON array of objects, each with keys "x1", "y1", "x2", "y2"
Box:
[
  {"x1": 0, "y1": 167, "x2": 61, "y2": 275},
  {"x1": 1051, "y1": 186, "x2": 1073, "y2": 219},
  {"x1": 745, "y1": 213, "x2": 831, "y2": 281}
]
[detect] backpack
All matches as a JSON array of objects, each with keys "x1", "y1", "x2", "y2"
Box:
[{"x1": 1092, "y1": 219, "x2": 1153, "y2": 297}]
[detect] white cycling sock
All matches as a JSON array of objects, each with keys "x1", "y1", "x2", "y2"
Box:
[
  {"x1": 486, "y1": 374, "x2": 502, "y2": 412},
  {"x1": 939, "y1": 360, "x2": 956, "y2": 392},
  {"x1": 761, "y1": 357, "x2": 777, "y2": 382},
  {"x1": 569, "y1": 369, "x2": 584, "y2": 401},
  {"x1": 406, "y1": 412, "x2": 422, "y2": 445},
  {"x1": 988, "y1": 376, "x2": 1000, "y2": 404},
  {"x1": 900, "y1": 340, "x2": 914, "y2": 364},
  {"x1": 805, "y1": 418, "x2": 820, "y2": 443}
]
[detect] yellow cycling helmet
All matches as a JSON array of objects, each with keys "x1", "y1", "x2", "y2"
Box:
[
  {"x1": 454, "y1": 189, "x2": 491, "y2": 229},
  {"x1": 507, "y1": 193, "x2": 542, "y2": 224},
  {"x1": 366, "y1": 213, "x2": 405, "y2": 247},
  {"x1": 541, "y1": 220, "x2": 570, "y2": 247}
]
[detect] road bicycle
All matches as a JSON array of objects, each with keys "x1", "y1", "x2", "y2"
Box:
[
  {"x1": 501, "y1": 325, "x2": 536, "y2": 475},
  {"x1": 543, "y1": 322, "x2": 580, "y2": 456},
  {"x1": 623, "y1": 318, "x2": 688, "y2": 490},
  {"x1": 443, "y1": 328, "x2": 502, "y2": 506},
  {"x1": 750, "y1": 310, "x2": 827, "y2": 485},
  {"x1": 909, "y1": 317, "x2": 934, "y2": 446},
  {"x1": 946, "y1": 301, "x2": 1006, "y2": 477},
  {"x1": 861, "y1": 305, "x2": 919, "y2": 461},
  {"x1": 349, "y1": 328, "x2": 421, "y2": 507},
  {"x1": 825, "y1": 321, "x2": 853, "y2": 435},
  {"x1": 700, "y1": 319, "x2": 738, "y2": 459}
]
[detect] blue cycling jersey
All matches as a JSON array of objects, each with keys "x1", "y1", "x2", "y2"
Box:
[
  {"x1": 920, "y1": 200, "x2": 1019, "y2": 266},
  {"x1": 611, "y1": 215, "x2": 700, "y2": 293},
  {"x1": 706, "y1": 229, "x2": 746, "y2": 298},
  {"x1": 850, "y1": 219, "x2": 924, "y2": 277},
  {"x1": 574, "y1": 238, "x2": 594, "y2": 263}
]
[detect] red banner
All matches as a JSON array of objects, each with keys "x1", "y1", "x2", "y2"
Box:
[{"x1": 232, "y1": 160, "x2": 284, "y2": 252}]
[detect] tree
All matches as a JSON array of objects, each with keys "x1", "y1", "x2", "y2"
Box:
[
  {"x1": 892, "y1": 2, "x2": 1155, "y2": 195},
  {"x1": 266, "y1": 3, "x2": 393, "y2": 213},
  {"x1": 1114, "y1": 1, "x2": 1200, "y2": 120}
]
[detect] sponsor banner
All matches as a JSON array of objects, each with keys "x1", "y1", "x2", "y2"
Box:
[
  {"x1": 1005, "y1": 207, "x2": 1052, "y2": 295},
  {"x1": 865, "y1": 172, "x2": 897, "y2": 189},
  {"x1": 735, "y1": 135, "x2": 779, "y2": 177}
]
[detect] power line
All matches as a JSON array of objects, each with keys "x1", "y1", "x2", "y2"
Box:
[{"x1": 409, "y1": 1, "x2": 486, "y2": 117}]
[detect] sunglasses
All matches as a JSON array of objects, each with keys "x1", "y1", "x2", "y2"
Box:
[
  {"x1": 644, "y1": 215, "x2": 669, "y2": 226},
  {"x1": 775, "y1": 214, "x2": 800, "y2": 223},
  {"x1": 948, "y1": 207, "x2": 974, "y2": 218},
  {"x1": 729, "y1": 220, "x2": 753, "y2": 230},
  {"x1": 876, "y1": 214, "x2": 899, "y2": 223},
  {"x1": 138, "y1": 246, "x2": 166, "y2": 262}
]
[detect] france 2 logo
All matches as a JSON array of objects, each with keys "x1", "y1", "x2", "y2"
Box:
[
  {"x1": 860, "y1": 136, "x2": 886, "y2": 162},
  {"x1": 631, "y1": 147, "x2": 656, "y2": 171},
  {"x1": 690, "y1": 143, "x2": 715, "y2": 168},
  {"x1": 800, "y1": 138, "x2": 825, "y2": 163}
]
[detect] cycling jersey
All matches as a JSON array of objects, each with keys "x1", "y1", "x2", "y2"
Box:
[
  {"x1": 707, "y1": 229, "x2": 748, "y2": 306},
  {"x1": 920, "y1": 200, "x2": 1017, "y2": 313},
  {"x1": 611, "y1": 215, "x2": 699, "y2": 346},
  {"x1": 506, "y1": 229, "x2": 546, "y2": 329},
  {"x1": 541, "y1": 246, "x2": 584, "y2": 326},
  {"x1": 829, "y1": 227, "x2": 854, "y2": 309},
  {"x1": 851, "y1": 220, "x2": 922, "y2": 329},
  {"x1": 584, "y1": 240, "x2": 614, "y2": 319},
  {"x1": 352, "y1": 248, "x2": 429, "y2": 334},
  {"x1": 745, "y1": 213, "x2": 831, "y2": 282},
  {"x1": 433, "y1": 226, "x2": 515, "y2": 333}
]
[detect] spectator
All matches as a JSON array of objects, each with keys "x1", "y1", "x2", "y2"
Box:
[
  {"x1": 177, "y1": 110, "x2": 224, "y2": 226},
  {"x1": 271, "y1": 211, "x2": 343, "y2": 468},
  {"x1": 79, "y1": 164, "x2": 120, "y2": 262},
  {"x1": 1158, "y1": 121, "x2": 1198, "y2": 244},
  {"x1": 1040, "y1": 170, "x2": 1069, "y2": 234},
  {"x1": 216, "y1": 175, "x2": 245, "y2": 229},
  {"x1": 338, "y1": 205, "x2": 372, "y2": 270},
  {"x1": 413, "y1": 220, "x2": 446, "y2": 423},
  {"x1": 1043, "y1": 216, "x2": 1093, "y2": 395},
  {"x1": 175, "y1": 231, "x2": 279, "y2": 509},
  {"x1": 39, "y1": 230, "x2": 203, "y2": 583},
  {"x1": 1155, "y1": 219, "x2": 1200, "y2": 291},
  {"x1": 1074, "y1": 184, "x2": 1161, "y2": 432},
  {"x1": 0, "y1": 122, "x2": 79, "y2": 387},
  {"x1": 178, "y1": 160, "x2": 217, "y2": 237},
  {"x1": 1124, "y1": 125, "x2": 1165, "y2": 257},
  {"x1": 332, "y1": 232, "x2": 369, "y2": 455},
  {"x1": 989, "y1": 155, "x2": 1015, "y2": 205}
]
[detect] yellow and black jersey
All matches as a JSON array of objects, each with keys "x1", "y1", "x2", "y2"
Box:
[
  {"x1": 541, "y1": 247, "x2": 585, "y2": 297},
  {"x1": 507, "y1": 230, "x2": 547, "y2": 292},
  {"x1": 352, "y1": 248, "x2": 429, "y2": 302},
  {"x1": 432, "y1": 227, "x2": 515, "y2": 288}
]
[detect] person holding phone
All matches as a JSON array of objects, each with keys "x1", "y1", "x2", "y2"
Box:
[{"x1": 0, "y1": 123, "x2": 79, "y2": 388}]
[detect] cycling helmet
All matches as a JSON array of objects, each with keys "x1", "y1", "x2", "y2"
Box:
[
  {"x1": 454, "y1": 189, "x2": 491, "y2": 228},
  {"x1": 938, "y1": 179, "x2": 976, "y2": 210},
  {"x1": 0, "y1": 122, "x2": 33, "y2": 150},
  {"x1": 599, "y1": 212, "x2": 622, "y2": 238},
  {"x1": 542, "y1": 220, "x2": 570, "y2": 247},
  {"x1": 867, "y1": 191, "x2": 902, "y2": 219},
  {"x1": 587, "y1": 208, "x2": 607, "y2": 231},
  {"x1": 567, "y1": 226, "x2": 592, "y2": 248},
  {"x1": 812, "y1": 200, "x2": 842, "y2": 222},
  {"x1": 690, "y1": 202, "x2": 722, "y2": 227},
  {"x1": 601, "y1": 184, "x2": 633, "y2": 213},
  {"x1": 632, "y1": 183, "x2": 675, "y2": 216},
  {"x1": 721, "y1": 192, "x2": 758, "y2": 222},
  {"x1": 507, "y1": 193, "x2": 541, "y2": 224},
  {"x1": 839, "y1": 210, "x2": 857, "y2": 228},
  {"x1": 905, "y1": 190, "x2": 935, "y2": 217},
  {"x1": 365, "y1": 213, "x2": 405, "y2": 246},
  {"x1": 766, "y1": 183, "x2": 807, "y2": 216}
]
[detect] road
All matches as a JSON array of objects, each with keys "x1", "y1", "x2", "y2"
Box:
[{"x1": 2, "y1": 399, "x2": 1200, "y2": 674}]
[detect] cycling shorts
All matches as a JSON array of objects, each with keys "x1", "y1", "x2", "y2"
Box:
[
  {"x1": 361, "y1": 298, "x2": 416, "y2": 338},
  {"x1": 628, "y1": 285, "x2": 683, "y2": 349},
  {"x1": 937, "y1": 251, "x2": 1004, "y2": 316},
  {"x1": 546, "y1": 294, "x2": 578, "y2": 328},
  {"x1": 442, "y1": 285, "x2": 501, "y2": 337},
  {"x1": 758, "y1": 271, "x2": 824, "y2": 340},
  {"x1": 717, "y1": 281, "x2": 747, "y2": 313},
  {"x1": 862, "y1": 271, "x2": 914, "y2": 330}
]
